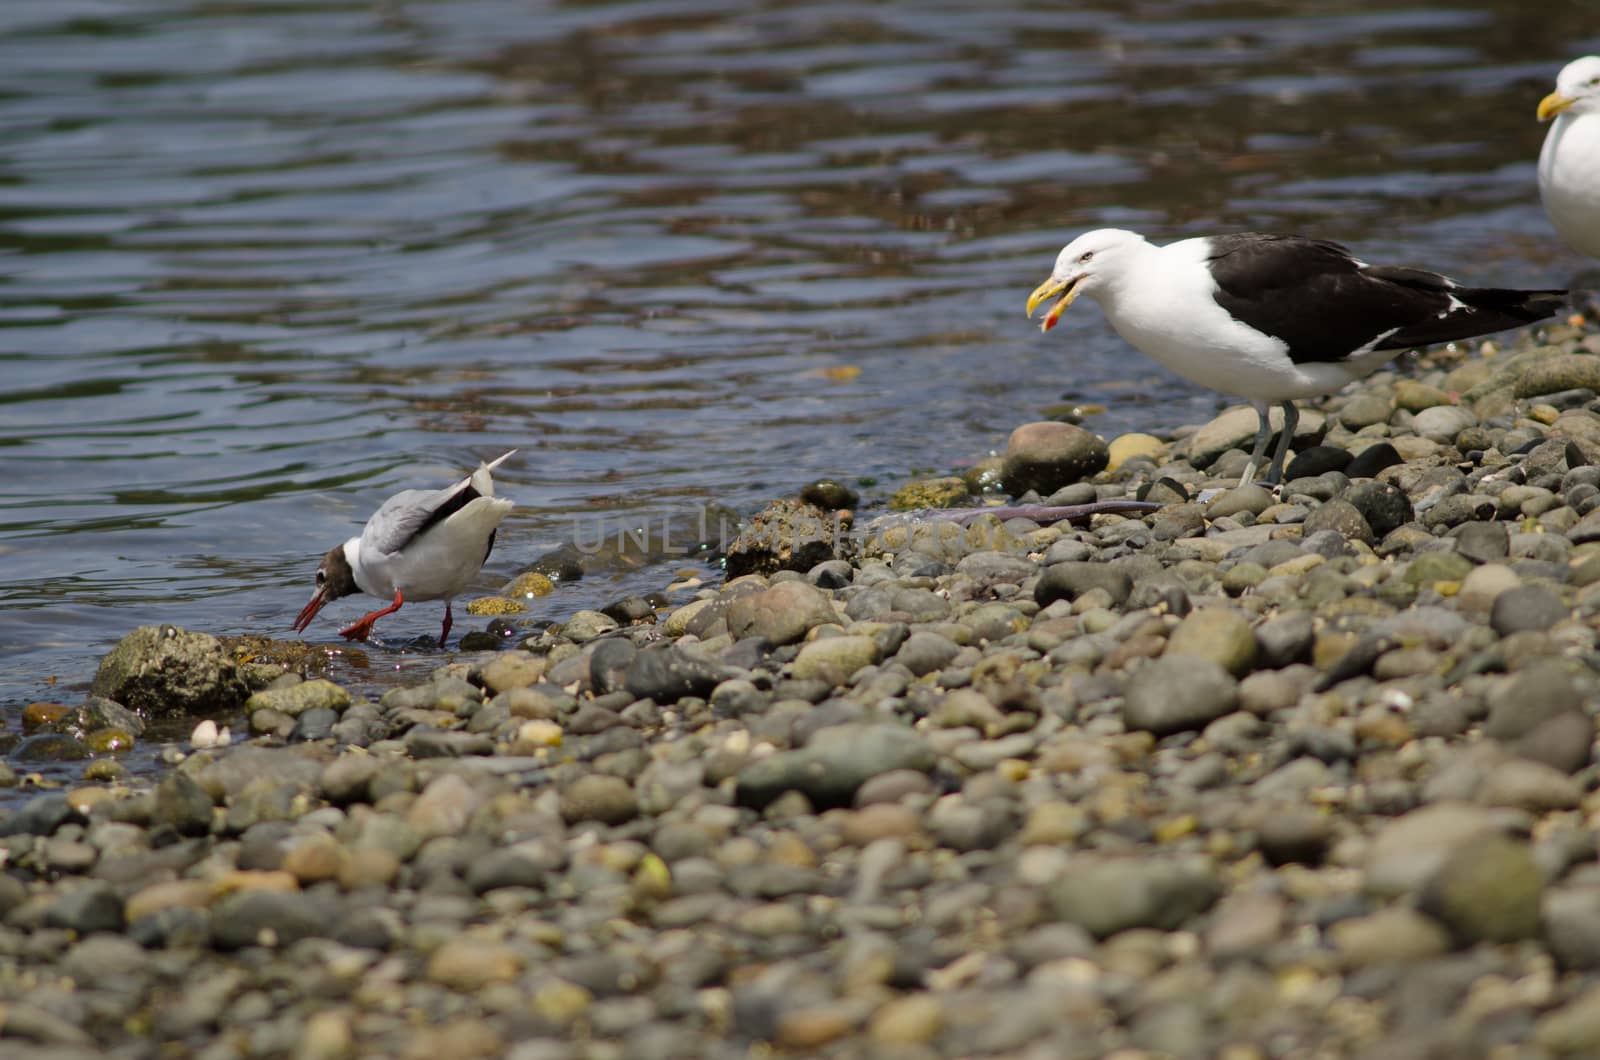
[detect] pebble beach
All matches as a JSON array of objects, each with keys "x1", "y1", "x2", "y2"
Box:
[{"x1": 7, "y1": 324, "x2": 1600, "y2": 1059}]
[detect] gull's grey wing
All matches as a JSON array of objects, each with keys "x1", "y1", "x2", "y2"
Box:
[
  {"x1": 357, "y1": 454, "x2": 512, "y2": 558},
  {"x1": 359, "y1": 485, "x2": 463, "y2": 557}
]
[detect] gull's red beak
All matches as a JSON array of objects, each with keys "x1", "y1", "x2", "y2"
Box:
[{"x1": 292, "y1": 588, "x2": 328, "y2": 634}]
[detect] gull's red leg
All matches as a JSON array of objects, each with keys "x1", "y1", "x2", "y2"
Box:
[
  {"x1": 339, "y1": 590, "x2": 404, "y2": 642},
  {"x1": 438, "y1": 601, "x2": 453, "y2": 649}
]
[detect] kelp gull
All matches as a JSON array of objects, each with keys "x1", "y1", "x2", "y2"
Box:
[
  {"x1": 1538, "y1": 55, "x2": 1600, "y2": 260},
  {"x1": 1026, "y1": 229, "x2": 1565, "y2": 484}
]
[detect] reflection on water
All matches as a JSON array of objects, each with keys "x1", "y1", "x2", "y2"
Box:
[{"x1": 1, "y1": 0, "x2": 1597, "y2": 779}]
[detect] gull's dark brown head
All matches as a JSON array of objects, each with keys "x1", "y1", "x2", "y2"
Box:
[{"x1": 292, "y1": 544, "x2": 358, "y2": 635}]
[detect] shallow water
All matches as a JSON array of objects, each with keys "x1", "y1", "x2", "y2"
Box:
[{"x1": 1, "y1": 0, "x2": 1596, "y2": 785}]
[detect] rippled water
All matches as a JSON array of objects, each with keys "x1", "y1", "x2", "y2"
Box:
[{"x1": 2, "y1": 0, "x2": 1596, "y2": 779}]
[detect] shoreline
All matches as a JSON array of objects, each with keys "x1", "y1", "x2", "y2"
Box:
[{"x1": 4, "y1": 323, "x2": 1600, "y2": 1056}]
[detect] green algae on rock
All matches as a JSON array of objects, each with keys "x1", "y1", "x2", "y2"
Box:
[{"x1": 91, "y1": 625, "x2": 250, "y2": 716}]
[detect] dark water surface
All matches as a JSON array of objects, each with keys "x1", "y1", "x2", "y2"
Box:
[{"x1": 2, "y1": 0, "x2": 1597, "y2": 782}]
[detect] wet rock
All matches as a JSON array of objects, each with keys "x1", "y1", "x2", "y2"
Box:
[
  {"x1": 1418, "y1": 834, "x2": 1544, "y2": 945},
  {"x1": 725, "y1": 499, "x2": 848, "y2": 578},
  {"x1": 560, "y1": 610, "x2": 620, "y2": 643},
  {"x1": 504, "y1": 570, "x2": 558, "y2": 598},
  {"x1": 74, "y1": 695, "x2": 147, "y2": 737},
  {"x1": 735, "y1": 723, "x2": 933, "y2": 810},
  {"x1": 1490, "y1": 584, "x2": 1568, "y2": 634},
  {"x1": 90, "y1": 624, "x2": 249, "y2": 716},
  {"x1": 11, "y1": 733, "x2": 90, "y2": 761},
  {"x1": 1047, "y1": 856, "x2": 1222, "y2": 937},
  {"x1": 727, "y1": 581, "x2": 838, "y2": 645},
  {"x1": 1000, "y1": 421, "x2": 1109, "y2": 496},
  {"x1": 1124, "y1": 656, "x2": 1238, "y2": 736},
  {"x1": 799, "y1": 478, "x2": 860, "y2": 511}
]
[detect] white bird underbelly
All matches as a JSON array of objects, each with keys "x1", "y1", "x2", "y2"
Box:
[{"x1": 1540, "y1": 114, "x2": 1600, "y2": 259}]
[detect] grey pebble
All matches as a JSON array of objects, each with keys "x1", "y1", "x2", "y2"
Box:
[
  {"x1": 1048, "y1": 856, "x2": 1222, "y2": 937},
  {"x1": 1490, "y1": 584, "x2": 1569, "y2": 634},
  {"x1": 735, "y1": 723, "x2": 933, "y2": 810},
  {"x1": 1123, "y1": 656, "x2": 1239, "y2": 736}
]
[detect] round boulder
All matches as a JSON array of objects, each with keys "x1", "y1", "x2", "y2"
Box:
[
  {"x1": 1000, "y1": 422, "x2": 1109, "y2": 497},
  {"x1": 90, "y1": 625, "x2": 249, "y2": 717}
]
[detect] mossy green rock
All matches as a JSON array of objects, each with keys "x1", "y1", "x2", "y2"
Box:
[
  {"x1": 465, "y1": 596, "x2": 526, "y2": 616},
  {"x1": 1513, "y1": 354, "x2": 1600, "y2": 399},
  {"x1": 502, "y1": 572, "x2": 556, "y2": 598},
  {"x1": 90, "y1": 625, "x2": 249, "y2": 717},
  {"x1": 1165, "y1": 607, "x2": 1257, "y2": 676},
  {"x1": 245, "y1": 679, "x2": 351, "y2": 718},
  {"x1": 790, "y1": 635, "x2": 881, "y2": 686},
  {"x1": 889, "y1": 477, "x2": 971, "y2": 512},
  {"x1": 85, "y1": 728, "x2": 136, "y2": 754}
]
